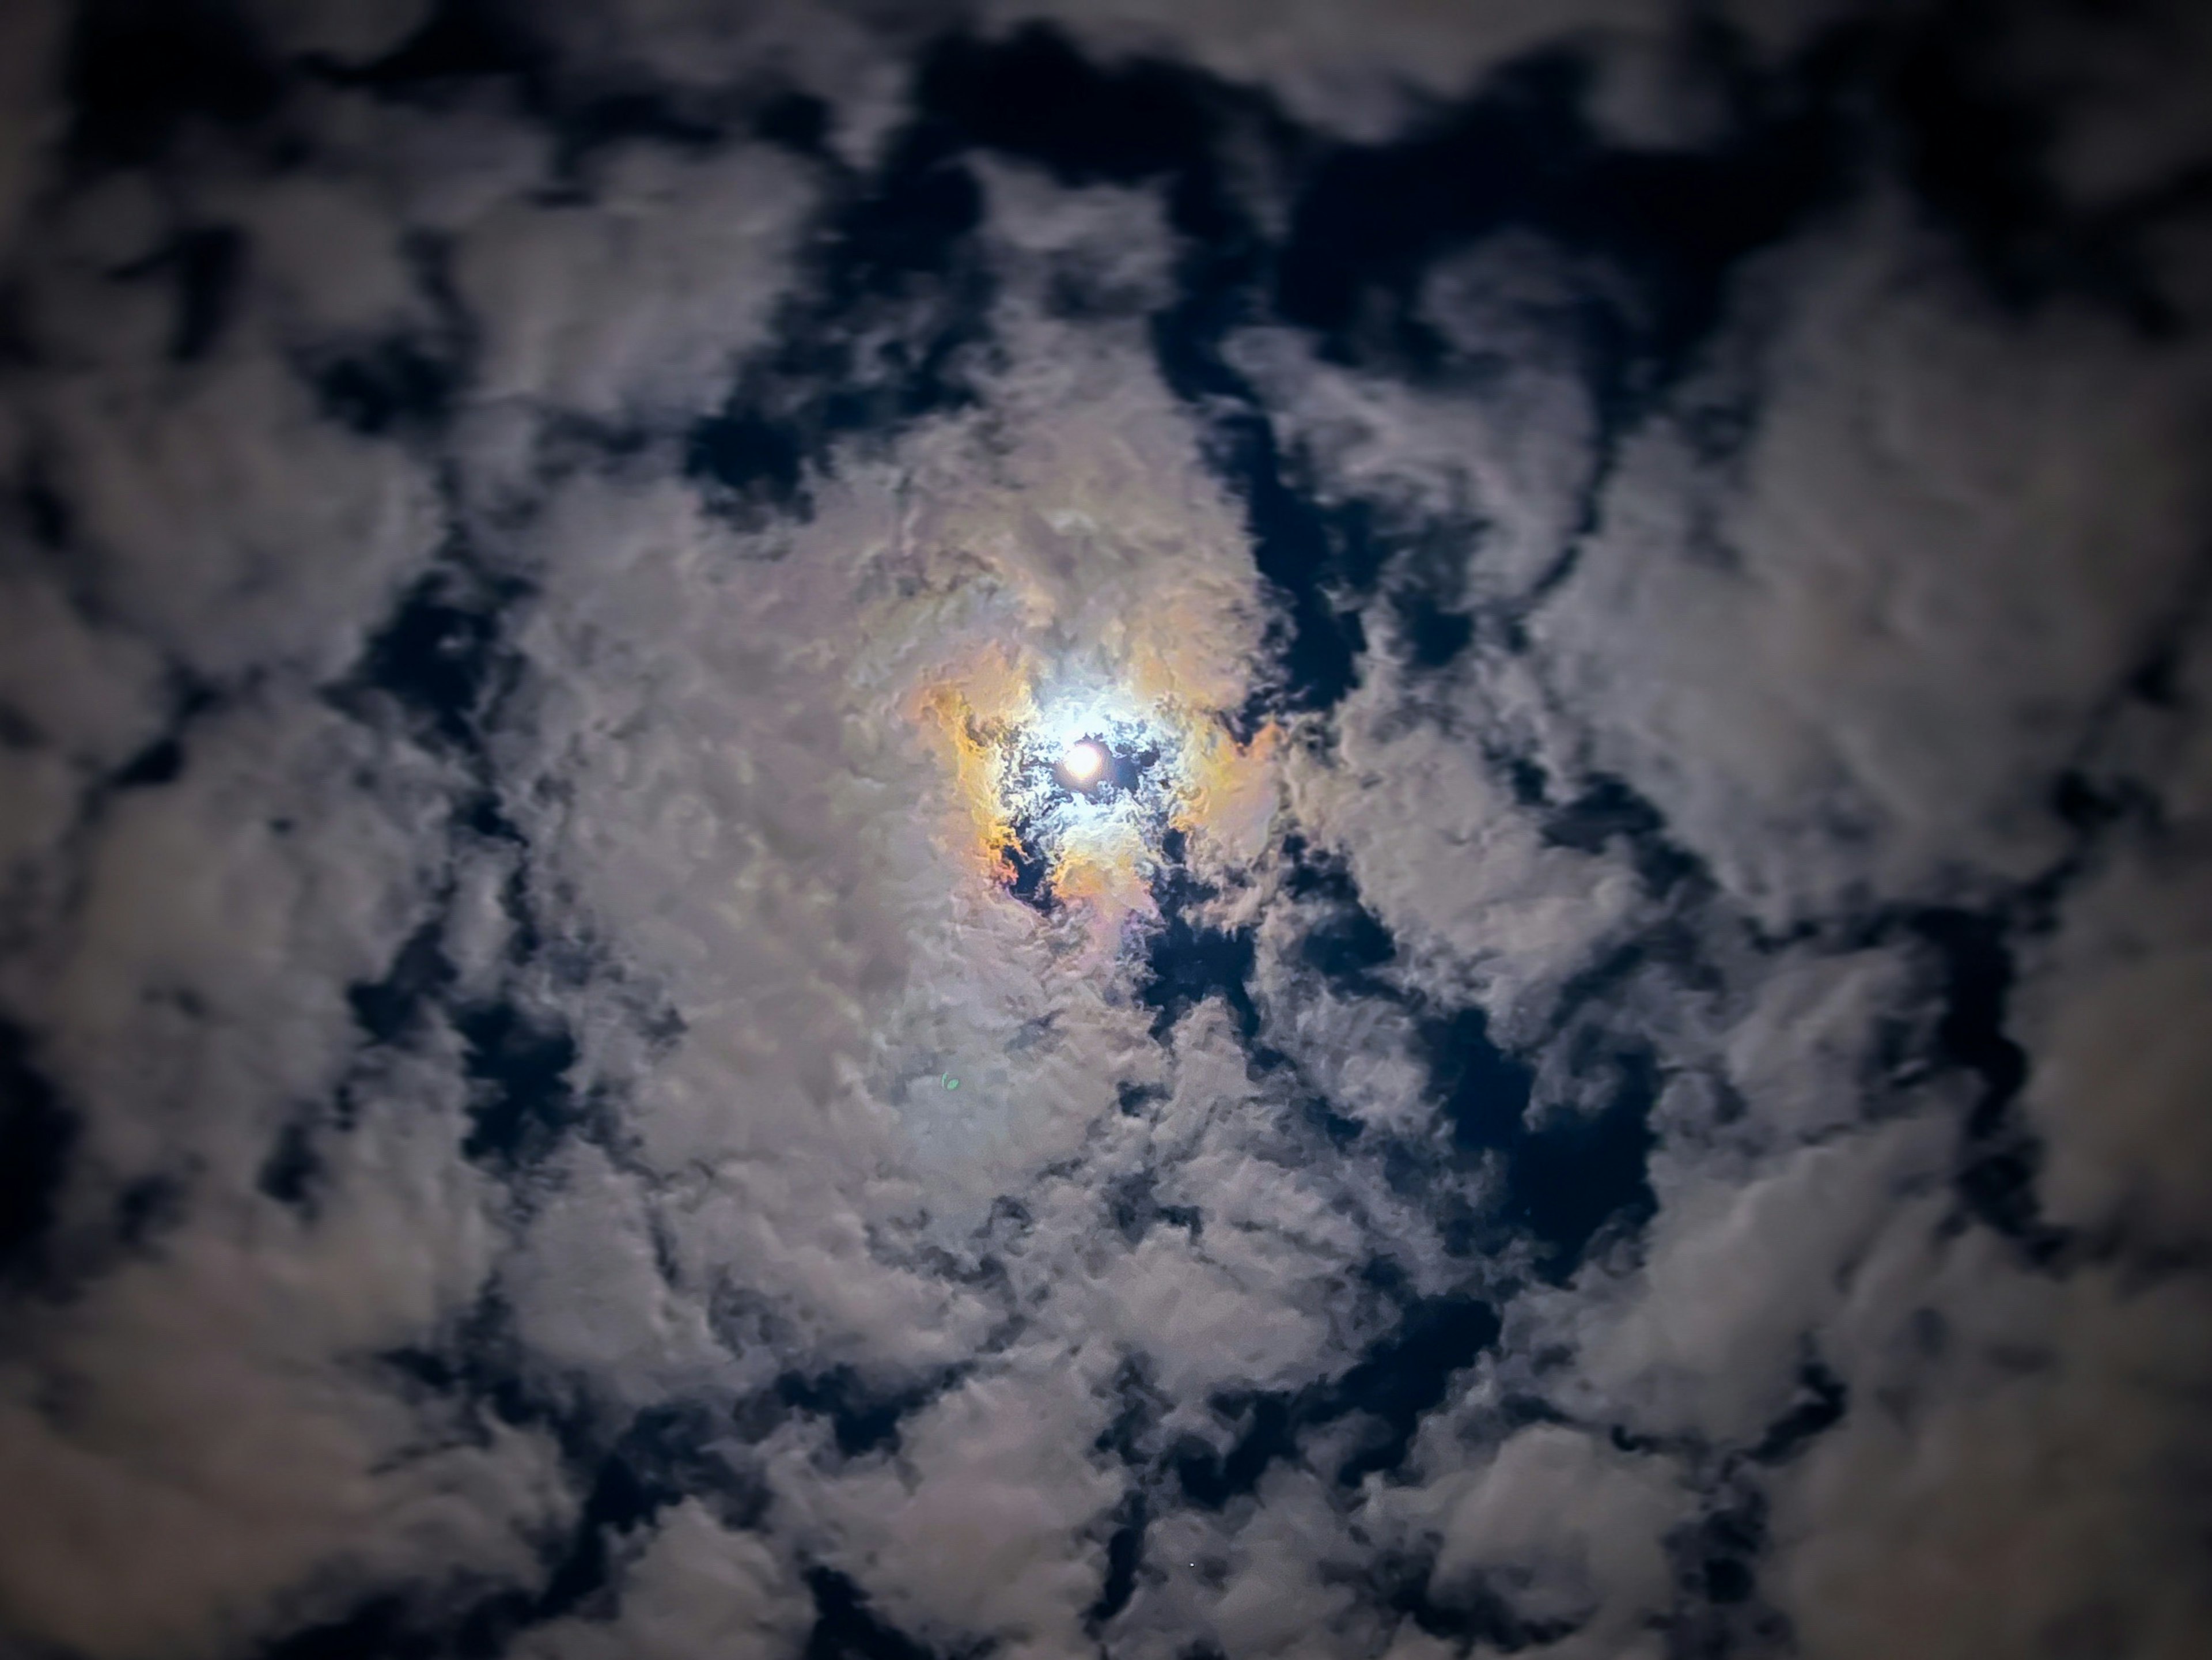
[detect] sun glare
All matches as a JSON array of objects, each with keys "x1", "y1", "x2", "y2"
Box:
[{"x1": 1062, "y1": 740, "x2": 1107, "y2": 784}]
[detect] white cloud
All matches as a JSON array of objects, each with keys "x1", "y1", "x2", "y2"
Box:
[
  {"x1": 774, "y1": 1361, "x2": 1123, "y2": 1654},
  {"x1": 3, "y1": 7, "x2": 2210, "y2": 1659},
  {"x1": 455, "y1": 141, "x2": 815, "y2": 423},
  {"x1": 1426, "y1": 1424, "x2": 1684, "y2": 1648},
  {"x1": 1774, "y1": 1219, "x2": 2212, "y2": 1660},
  {"x1": 1532, "y1": 211, "x2": 2212, "y2": 927},
  {"x1": 1564, "y1": 1114, "x2": 1953, "y2": 1444},
  {"x1": 1289, "y1": 682, "x2": 1643, "y2": 1026},
  {"x1": 500, "y1": 1143, "x2": 728, "y2": 1407},
  {"x1": 0, "y1": 1079, "x2": 550, "y2": 1659},
  {"x1": 32, "y1": 351, "x2": 443, "y2": 682},
  {"x1": 520, "y1": 1500, "x2": 809, "y2": 1660},
  {"x1": 1209, "y1": 1468, "x2": 1365, "y2": 1658}
]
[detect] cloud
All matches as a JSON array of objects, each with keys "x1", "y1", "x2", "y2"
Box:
[
  {"x1": 774, "y1": 1362, "x2": 1123, "y2": 1654},
  {"x1": 1426, "y1": 1424, "x2": 1684, "y2": 1653},
  {"x1": 2, "y1": 4, "x2": 2210, "y2": 1659},
  {"x1": 1528, "y1": 221, "x2": 2210, "y2": 928},
  {"x1": 518, "y1": 1498, "x2": 809, "y2": 1660},
  {"x1": 1775, "y1": 1231, "x2": 2212, "y2": 1659},
  {"x1": 453, "y1": 141, "x2": 814, "y2": 423}
]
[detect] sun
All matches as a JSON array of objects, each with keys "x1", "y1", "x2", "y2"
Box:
[
  {"x1": 912, "y1": 665, "x2": 1279, "y2": 947},
  {"x1": 1061, "y1": 740, "x2": 1107, "y2": 786}
]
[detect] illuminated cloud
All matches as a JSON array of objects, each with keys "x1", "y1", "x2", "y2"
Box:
[{"x1": 1, "y1": 3, "x2": 2209, "y2": 1659}]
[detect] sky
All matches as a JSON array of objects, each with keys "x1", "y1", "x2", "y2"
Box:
[{"x1": 1, "y1": 2, "x2": 2210, "y2": 1658}]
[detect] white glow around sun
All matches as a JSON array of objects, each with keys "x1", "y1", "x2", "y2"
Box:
[{"x1": 1063, "y1": 740, "x2": 1106, "y2": 783}]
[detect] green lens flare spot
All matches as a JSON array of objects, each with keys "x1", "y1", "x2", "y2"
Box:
[{"x1": 942, "y1": 1074, "x2": 960, "y2": 1090}]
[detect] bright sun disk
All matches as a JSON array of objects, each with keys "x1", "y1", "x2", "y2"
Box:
[{"x1": 1063, "y1": 740, "x2": 1106, "y2": 784}]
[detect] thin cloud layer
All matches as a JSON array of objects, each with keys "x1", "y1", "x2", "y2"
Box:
[{"x1": 2, "y1": 3, "x2": 2209, "y2": 1659}]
